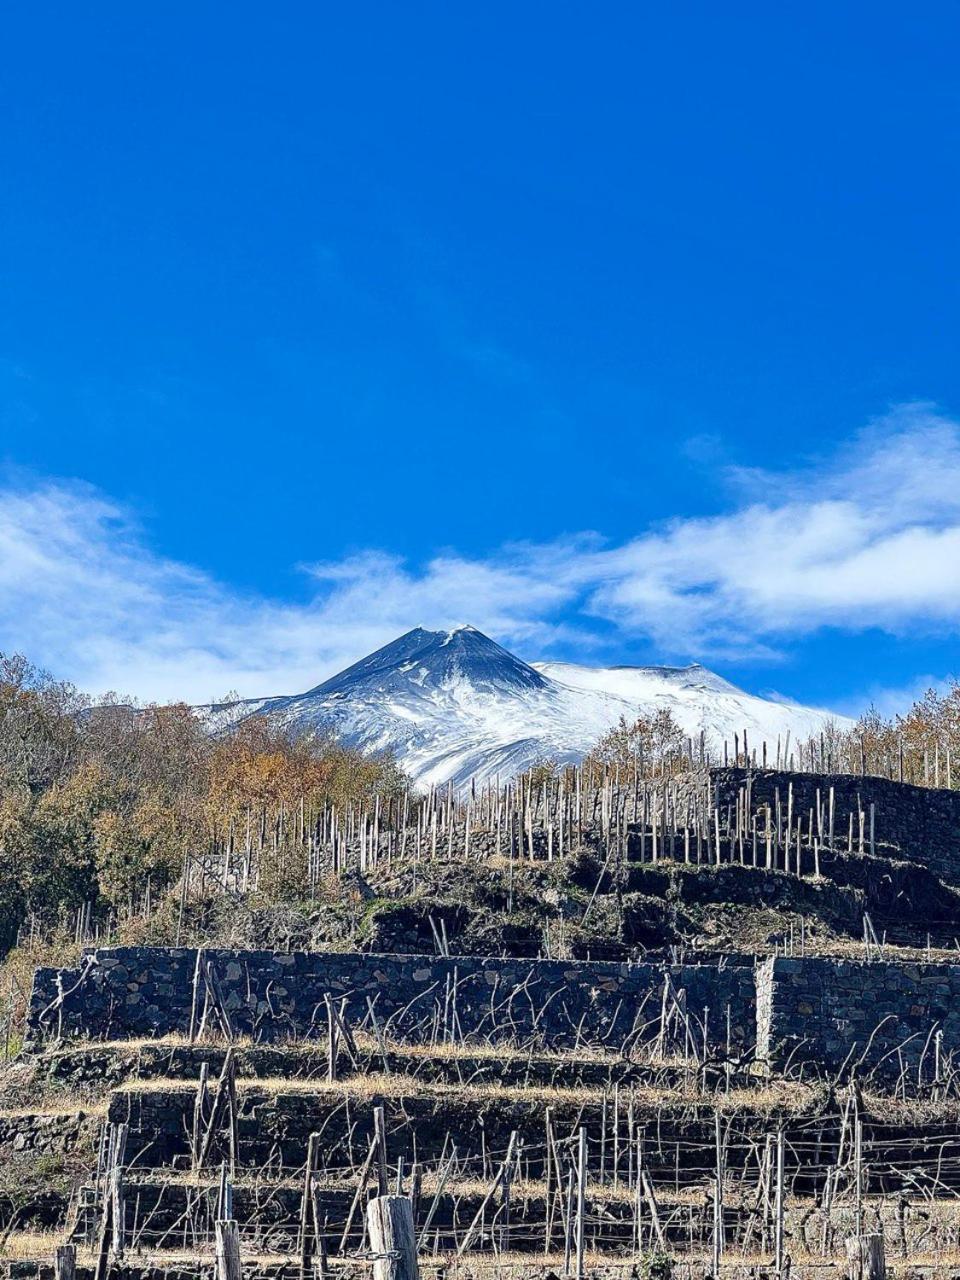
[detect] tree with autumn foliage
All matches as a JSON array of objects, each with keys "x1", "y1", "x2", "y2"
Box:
[
  {"x1": 0, "y1": 651, "x2": 406, "y2": 952},
  {"x1": 583, "y1": 709, "x2": 690, "y2": 782},
  {"x1": 854, "y1": 681, "x2": 960, "y2": 785}
]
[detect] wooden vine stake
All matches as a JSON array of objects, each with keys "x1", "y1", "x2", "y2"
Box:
[
  {"x1": 215, "y1": 1219, "x2": 242, "y2": 1280},
  {"x1": 845, "y1": 1232, "x2": 885, "y2": 1280},
  {"x1": 575, "y1": 1125, "x2": 587, "y2": 1280},
  {"x1": 366, "y1": 1195, "x2": 419, "y2": 1280},
  {"x1": 54, "y1": 1246, "x2": 76, "y2": 1280},
  {"x1": 774, "y1": 1126, "x2": 786, "y2": 1280}
]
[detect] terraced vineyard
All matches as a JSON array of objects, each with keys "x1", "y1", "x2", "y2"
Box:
[{"x1": 6, "y1": 766, "x2": 960, "y2": 1279}]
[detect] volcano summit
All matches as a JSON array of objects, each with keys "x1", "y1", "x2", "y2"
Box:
[{"x1": 200, "y1": 626, "x2": 848, "y2": 790}]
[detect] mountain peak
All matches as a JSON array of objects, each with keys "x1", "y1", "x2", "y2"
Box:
[
  {"x1": 308, "y1": 625, "x2": 547, "y2": 699},
  {"x1": 210, "y1": 626, "x2": 848, "y2": 789},
  {"x1": 441, "y1": 623, "x2": 479, "y2": 642}
]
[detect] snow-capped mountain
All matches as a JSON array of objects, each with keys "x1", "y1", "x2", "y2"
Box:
[{"x1": 200, "y1": 626, "x2": 851, "y2": 790}]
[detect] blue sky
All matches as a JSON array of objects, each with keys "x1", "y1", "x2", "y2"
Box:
[{"x1": 1, "y1": 4, "x2": 959, "y2": 712}]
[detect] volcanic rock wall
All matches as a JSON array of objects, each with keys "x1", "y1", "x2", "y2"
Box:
[
  {"x1": 757, "y1": 954, "x2": 960, "y2": 1076},
  {"x1": 26, "y1": 946, "x2": 756, "y2": 1051},
  {"x1": 712, "y1": 768, "x2": 960, "y2": 883},
  {"x1": 29, "y1": 945, "x2": 960, "y2": 1079}
]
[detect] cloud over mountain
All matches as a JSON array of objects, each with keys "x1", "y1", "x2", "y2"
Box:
[{"x1": 0, "y1": 403, "x2": 957, "y2": 704}]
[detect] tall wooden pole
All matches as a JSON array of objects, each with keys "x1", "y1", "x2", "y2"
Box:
[
  {"x1": 774, "y1": 1127, "x2": 785, "y2": 1280},
  {"x1": 576, "y1": 1126, "x2": 587, "y2": 1280},
  {"x1": 374, "y1": 1104, "x2": 389, "y2": 1196}
]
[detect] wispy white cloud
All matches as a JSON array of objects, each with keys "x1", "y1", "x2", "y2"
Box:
[
  {"x1": 1, "y1": 403, "x2": 959, "y2": 703},
  {"x1": 576, "y1": 402, "x2": 960, "y2": 658},
  {"x1": 831, "y1": 675, "x2": 953, "y2": 722}
]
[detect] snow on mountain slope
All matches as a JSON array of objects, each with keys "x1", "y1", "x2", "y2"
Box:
[
  {"x1": 533, "y1": 660, "x2": 839, "y2": 753},
  {"x1": 202, "y1": 626, "x2": 852, "y2": 790}
]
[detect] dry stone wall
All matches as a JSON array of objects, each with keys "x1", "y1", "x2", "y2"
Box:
[
  {"x1": 30, "y1": 945, "x2": 960, "y2": 1079},
  {"x1": 26, "y1": 946, "x2": 755, "y2": 1051},
  {"x1": 712, "y1": 767, "x2": 960, "y2": 884},
  {"x1": 757, "y1": 955, "x2": 960, "y2": 1077}
]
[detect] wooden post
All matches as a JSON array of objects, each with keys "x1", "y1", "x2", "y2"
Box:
[
  {"x1": 92, "y1": 1121, "x2": 116, "y2": 1280},
  {"x1": 854, "y1": 1115, "x2": 864, "y2": 1235},
  {"x1": 563, "y1": 1168, "x2": 574, "y2": 1276},
  {"x1": 374, "y1": 1104, "x2": 390, "y2": 1196},
  {"x1": 217, "y1": 1160, "x2": 233, "y2": 1221},
  {"x1": 544, "y1": 1106, "x2": 556, "y2": 1255},
  {"x1": 188, "y1": 947, "x2": 204, "y2": 1044},
  {"x1": 576, "y1": 1126, "x2": 587, "y2": 1280},
  {"x1": 325, "y1": 993, "x2": 338, "y2": 1082},
  {"x1": 301, "y1": 1132, "x2": 320, "y2": 1279},
  {"x1": 844, "y1": 1232, "x2": 885, "y2": 1280},
  {"x1": 366, "y1": 1195, "x2": 419, "y2": 1280},
  {"x1": 640, "y1": 1168, "x2": 665, "y2": 1251},
  {"x1": 314, "y1": 1230, "x2": 329, "y2": 1280},
  {"x1": 197, "y1": 1048, "x2": 236, "y2": 1171},
  {"x1": 821, "y1": 1167, "x2": 834, "y2": 1257},
  {"x1": 227, "y1": 1057, "x2": 239, "y2": 1177},
  {"x1": 338, "y1": 1136, "x2": 378, "y2": 1254},
  {"x1": 215, "y1": 1219, "x2": 242, "y2": 1280},
  {"x1": 109, "y1": 1122, "x2": 128, "y2": 1259},
  {"x1": 192, "y1": 1061, "x2": 210, "y2": 1164},
  {"x1": 54, "y1": 1245, "x2": 76, "y2": 1280},
  {"x1": 176, "y1": 851, "x2": 190, "y2": 947},
  {"x1": 774, "y1": 1127, "x2": 785, "y2": 1280},
  {"x1": 420, "y1": 1144, "x2": 456, "y2": 1240},
  {"x1": 501, "y1": 1135, "x2": 512, "y2": 1254},
  {"x1": 633, "y1": 1151, "x2": 643, "y2": 1255},
  {"x1": 713, "y1": 1111, "x2": 724, "y2": 1275}
]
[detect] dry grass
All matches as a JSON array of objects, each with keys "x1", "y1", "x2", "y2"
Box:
[
  {"x1": 28, "y1": 1053, "x2": 960, "y2": 1126},
  {"x1": 113, "y1": 1069, "x2": 823, "y2": 1115},
  {"x1": 860, "y1": 1087, "x2": 960, "y2": 1124},
  {"x1": 0, "y1": 1232, "x2": 106, "y2": 1264},
  {"x1": 359, "y1": 1036, "x2": 637, "y2": 1066},
  {"x1": 0, "y1": 1099, "x2": 106, "y2": 1119},
  {"x1": 42, "y1": 1033, "x2": 193, "y2": 1054},
  {"x1": 0, "y1": 1232, "x2": 290, "y2": 1265},
  {"x1": 35, "y1": 1031, "x2": 637, "y2": 1068},
  {"x1": 772, "y1": 932, "x2": 960, "y2": 965},
  {"x1": 9, "y1": 1227, "x2": 960, "y2": 1276},
  {"x1": 39, "y1": 1031, "x2": 263, "y2": 1057}
]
